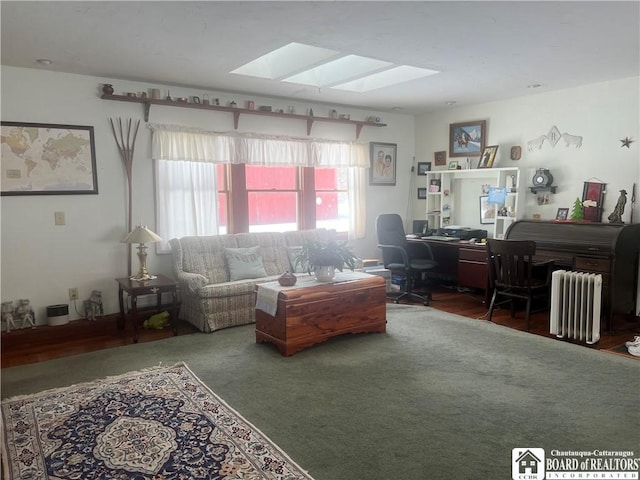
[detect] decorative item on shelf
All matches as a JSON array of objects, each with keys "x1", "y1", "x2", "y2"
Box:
[
  {"x1": 309, "y1": 108, "x2": 314, "y2": 116},
  {"x1": 294, "y1": 239, "x2": 356, "y2": 282},
  {"x1": 202, "y1": 94, "x2": 210, "y2": 105},
  {"x1": 150, "y1": 88, "x2": 161, "y2": 99},
  {"x1": 126, "y1": 92, "x2": 137, "y2": 98},
  {"x1": 122, "y1": 225, "x2": 163, "y2": 281},
  {"x1": 448, "y1": 161, "x2": 459, "y2": 170},
  {"x1": 247, "y1": 100, "x2": 255, "y2": 110},
  {"x1": 83, "y1": 290, "x2": 104, "y2": 321},
  {"x1": 570, "y1": 197, "x2": 585, "y2": 220},
  {"x1": 478, "y1": 145, "x2": 498, "y2": 168},
  {"x1": 330, "y1": 109, "x2": 338, "y2": 119},
  {"x1": 338, "y1": 113, "x2": 350, "y2": 120},
  {"x1": 530, "y1": 168, "x2": 556, "y2": 194},
  {"x1": 192, "y1": 96, "x2": 200, "y2": 104},
  {"x1": 102, "y1": 84, "x2": 114, "y2": 95},
  {"x1": 1, "y1": 301, "x2": 16, "y2": 332},
  {"x1": 214, "y1": 98, "x2": 220, "y2": 106},
  {"x1": 14, "y1": 299, "x2": 35, "y2": 329},
  {"x1": 607, "y1": 189, "x2": 627, "y2": 224},
  {"x1": 429, "y1": 179, "x2": 441, "y2": 192},
  {"x1": 278, "y1": 271, "x2": 297, "y2": 287},
  {"x1": 229, "y1": 100, "x2": 237, "y2": 108},
  {"x1": 510, "y1": 175, "x2": 517, "y2": 192},
  {"x1": 258, "y1": 105, "x2": 272, "y2": 112},
  {"x1": 176, "y1": 97, "x2": 188, "y2": 103},
  {"x1": 287, "y1": 105, "x2": 295, "y2": 114},
  {"x1": 555, "y1": 208, "x2": 569, "y2": 221},
  {"x1": 165, "y1": 91, "x2": 172, "y2": 101}
]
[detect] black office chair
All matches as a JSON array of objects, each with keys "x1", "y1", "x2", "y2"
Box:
[
  {"x1": 486, "y1": 238, "x2": 554, "y2": 331},
  {"x1": 375, "y1": 214, "x2": 438, "y2": 306}
]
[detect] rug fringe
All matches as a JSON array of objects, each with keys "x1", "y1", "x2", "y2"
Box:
[{"x1": 0, "y1": 362, "x2": 187, "y2": 403}]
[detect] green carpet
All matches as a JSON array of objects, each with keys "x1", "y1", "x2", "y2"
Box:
[{"x1": 2, "y1": 305, "x2": 639, "y2": 479}]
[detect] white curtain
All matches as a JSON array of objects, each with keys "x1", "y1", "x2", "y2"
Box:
[
  {"x1": 150, "y1": 124, "x2": 368, "y2": 241},
  {"x1": 155, "y1": 160, "x2": 218, "y2": 253}
]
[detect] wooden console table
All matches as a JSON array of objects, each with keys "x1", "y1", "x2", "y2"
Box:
[
  {"x1": 255, "y1": 273, "x2": 386, "y2": 356},
  {"x1": 116, "y1": 274, "x2": 178, "y2": 343}
]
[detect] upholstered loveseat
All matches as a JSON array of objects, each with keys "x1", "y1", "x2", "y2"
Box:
[{"x1": 169, "y1": 229, "x2": 335, "y2": 332}]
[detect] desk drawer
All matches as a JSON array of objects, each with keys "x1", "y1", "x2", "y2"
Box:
[
  {"x1": 459, "y1": 247, "x2": 487, "y2": 262},
  {"x1": 574, "y1": 256, "x2": 610, "y2": 274}
]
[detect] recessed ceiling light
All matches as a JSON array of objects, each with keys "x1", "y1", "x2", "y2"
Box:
[
  {"x1": 528, "y1": 83, "x2": 542, "y2": 89},
  {"x1": 446, "y1": 101, "x2": 456, "y2": 105},
  {"x1": 36, "y1": 59, "x2": 52, "y2": 65}
]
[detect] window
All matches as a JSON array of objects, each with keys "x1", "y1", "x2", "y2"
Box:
[{"x1": 151, "y1": 125, "x2": 367, "y2": 248}]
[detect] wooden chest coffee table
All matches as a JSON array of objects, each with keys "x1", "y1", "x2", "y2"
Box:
[{"x1": 255, "y1": 273, "x2": 386, "y2": 356}]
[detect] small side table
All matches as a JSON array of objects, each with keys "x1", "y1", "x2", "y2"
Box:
[{"x1": 116, "y1": 274, "x2": 178, "y2": 343}]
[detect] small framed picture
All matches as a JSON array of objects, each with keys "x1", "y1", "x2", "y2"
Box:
[
  {"x1": 556, "y1": 208, "x2": 569, "y2": 220},
  {"x1": 417, "y1": 187, "x2": 427, "y2": 199},
  {"x1": 448, "y1": 161, "x2": 459, "y2": 170},
  {"x1": 429, "y1": 179, "x2": 441, "y2": 192},
  {"x1": 479, "y1": 195, "x2": 496, "y2": 224},
  {"x1": 417, "y1": 162, "x2": 431, "y2": 175},
  {"x1": 434, "y1": 150, "x2": 446, "y2": 166},
  {"x1": 478, "y1": 145, "x2": 498, "y2": 169}
]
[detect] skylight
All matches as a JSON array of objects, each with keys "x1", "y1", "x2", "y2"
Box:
[
  {"x1": 331, "y1": 65, "x2": 440, "y2": 93},
  {"x1": 230, "y1": 42, "x2": 440, "y2": 92}
]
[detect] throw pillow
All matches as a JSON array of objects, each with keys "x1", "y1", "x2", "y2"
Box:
[
  {"x1": 287, "y1": 246, "x2": 308, "y2": 274},
  {"x1": 225, "y1": 246, "x2": 268, "y2": 281}
]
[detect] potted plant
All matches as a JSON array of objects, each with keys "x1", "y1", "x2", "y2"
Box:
[{"x1": 295, "y1": 239, "x2": 357, "y2": 281}]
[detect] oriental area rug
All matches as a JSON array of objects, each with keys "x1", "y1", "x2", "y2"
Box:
[{"x1": 1, "y1": 363, "x2": 314, "y2": 480}]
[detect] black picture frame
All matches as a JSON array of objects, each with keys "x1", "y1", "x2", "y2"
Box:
[
  {"x1": 417, "y1": 162, "x2": 431, "y2": 175},
  {"x1": 556, "y1": 208, "x2": 569, "y2": 220},
  {"x1": 1, "y1": 121, "x2": 98, "y2": 195},
  {"x1": 370, "y1": 142, "x2": 397, "y2": 186},
  {"x1": 417, "y1": 187, "x2": 427, "y2": 199}
]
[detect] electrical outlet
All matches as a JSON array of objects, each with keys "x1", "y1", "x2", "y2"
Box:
[{"x1": 69, "y1": 288, "x2": 79, "y2": 301}]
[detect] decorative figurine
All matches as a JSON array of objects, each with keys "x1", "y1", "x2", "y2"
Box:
[
  {"x1": 83, "y1": 290, "x2": 104, "y2": 321},
  {"x1": 1, "y1": 301, "x2": 16, "y2": 333},
  {"x1": 15, "y1": 299, "x2": 35, "y2": 328},
  {"x1": 608, "y1": 189, "x2": 627, "y2": 224}
]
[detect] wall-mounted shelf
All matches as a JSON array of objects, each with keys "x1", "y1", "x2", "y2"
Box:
[
  {"x1": 529, "y1": 186, "x2": 558, "y2": 194},
  {"x1": 101, "y1": 94, "x2": 386, "y2": 139}
]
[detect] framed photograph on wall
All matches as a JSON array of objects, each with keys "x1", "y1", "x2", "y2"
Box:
[
  {"x1": 1, "y1": 121, "x2": 98, "y2": 195},
  {"x1": 417, "y1": 187, "x2": 427, "y2": 199},
  {"x1": 479, "y1": 195, "x2": 496, "y2": 224},
  {"x1": 478, "y1": 145, "x2": 499, "y2": 169},
  {"x1": 449, "y1": 120, "x2": 486, "y2": 157},
  {"x1": 434, "y1": 150, "x2": 446, "y2": 166},
  {"x1": 417, "y1": 162, "x2": 431, "y2": 175},
  {"x1": 370, "y1": 142, "x2": 397, "y2": 186}
]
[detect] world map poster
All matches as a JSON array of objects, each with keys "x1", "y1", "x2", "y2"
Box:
[{"x1": 1, "y1": 122, "x2": 97, "y2": 195}]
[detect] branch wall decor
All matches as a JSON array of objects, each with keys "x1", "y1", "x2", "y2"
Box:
[{"x1": 109, "y1": 117, "x2": 140, "y2": 276}]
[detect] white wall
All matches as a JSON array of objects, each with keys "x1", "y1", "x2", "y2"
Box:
[
  {"x1": 0, "y1": 66, "x2": 415, "y2": 323},
  {"x1": 413, "y1": 77, "x2": 640, "y2": 227}
]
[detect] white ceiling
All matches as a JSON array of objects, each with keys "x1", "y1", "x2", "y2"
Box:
[{"x1": 2, "y1": 1, "x2": 639, "y2": 115}]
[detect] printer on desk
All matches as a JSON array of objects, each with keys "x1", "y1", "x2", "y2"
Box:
[{"x1": 441, "y1": 226, "x2": 487, "y2": 240}]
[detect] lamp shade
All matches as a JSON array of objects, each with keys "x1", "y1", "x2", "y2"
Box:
[{"x1": 122, "y1": 226, "x2": 162, "y2": 244}]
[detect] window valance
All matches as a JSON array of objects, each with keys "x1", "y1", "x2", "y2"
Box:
[{"x1": 148, "y1": 123, "x2": 369, "y2": 168}]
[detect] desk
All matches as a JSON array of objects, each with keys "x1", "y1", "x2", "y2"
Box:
[
  {"x1": 409, "y1": 238, "x2": 489, "y2": 300},
  {"x1": 116, "y1": 274, "x2": 179, "y2": 343}
]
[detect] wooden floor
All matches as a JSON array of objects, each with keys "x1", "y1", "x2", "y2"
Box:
[{"x1": 2, "y1": 286, "x2": 639, "y2": 368}]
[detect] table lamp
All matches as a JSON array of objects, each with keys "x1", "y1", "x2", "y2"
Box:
[{"x1": 122, "y1": 225, "x2": 162, "y2": 281}]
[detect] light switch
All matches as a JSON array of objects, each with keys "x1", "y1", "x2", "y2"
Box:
[{"x1": 54, "y1": 211, "x2": 65, "y2": 225}]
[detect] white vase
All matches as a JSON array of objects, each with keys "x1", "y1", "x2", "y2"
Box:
[{"x1": 314, "y1": 265, "x2": 336, "y2": 282}]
